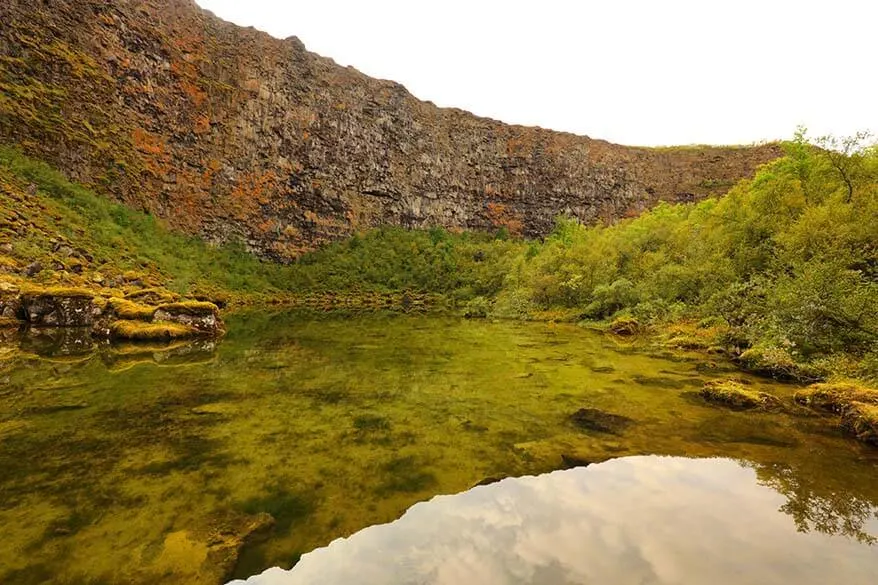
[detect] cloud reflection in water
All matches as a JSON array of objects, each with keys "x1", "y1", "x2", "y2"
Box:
[{"x1": 230, "y1": 456, "x2": 878, "y2": 585}]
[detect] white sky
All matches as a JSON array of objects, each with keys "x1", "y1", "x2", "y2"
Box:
[{"x1": 196, "y1": 0, "x2": 876, "y2": 146}]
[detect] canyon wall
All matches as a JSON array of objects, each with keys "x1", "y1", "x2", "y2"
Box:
[{"x1": 0, "y1": 0, "x2": 783, "y2": 260}]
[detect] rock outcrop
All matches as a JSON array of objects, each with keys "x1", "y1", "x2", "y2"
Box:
[
  {"x1": 0, "y1": 0, "x2": 783, "y2": 261},
  {"x1": 0, "y1": 285, "x2": 224, "y2": 339},
  {"x1": 20, "y1": 290, "x2": 98, "y2": 327}
]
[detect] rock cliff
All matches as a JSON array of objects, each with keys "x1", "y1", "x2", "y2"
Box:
[{"x1": 0, "y1": 0, "x2": 783, "y2": 261}]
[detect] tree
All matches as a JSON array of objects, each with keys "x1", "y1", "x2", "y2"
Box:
[{"x1": 813, "y1": 130, "x2": 873, "y2": 203}]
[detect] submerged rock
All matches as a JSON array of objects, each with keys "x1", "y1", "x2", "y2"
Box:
[
  {"x1": 570, "y1": 407, "x2": 634, "y2": 434},
  {"x1": 699, "y1": 380, "x2": 782, "y2": 410}
]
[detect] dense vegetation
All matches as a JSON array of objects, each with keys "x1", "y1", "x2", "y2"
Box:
[
  {"x1": 494, "y1": 131, "x2": 878, "y2": 381},
  {"x1": 2, "y1": 131, "x2": 876, "y2": 380}
]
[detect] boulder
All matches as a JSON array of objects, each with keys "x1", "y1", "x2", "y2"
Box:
[
  {"x1": 20, "y1": 290, "x2": 98, "y2": 327},
  {"x1": 700, "y1": 380, "x2": 781, "y2": 410},
  {"x1": 24, "y1": 261, "x2": 42, "y2": 277},
  {"x1": 0, "y1": 291, "x2": 22, "y2": 320},
  {"x1": 154, "y1": 301, "x2": 222, "y2": 334},
  {"x1": 840, "y1": 402, "x2": 878, "y2": 446}
]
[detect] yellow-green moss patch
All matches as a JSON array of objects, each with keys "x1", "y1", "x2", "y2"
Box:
[
  {"x1": 21, "y1": 286, "x2": 95, "y2": 299},
  {"x1": 794, "y1": 382, "x2": 878, "y2": 413},
  {"x1": 107, "y1": 297, "x2": 156, "y2": 321},
  {"x1": 125, "y1": 288, "x2": 180, "y2": 304},
  {"x1": 700, "y1": 380, "x2": 782, "y2": 410},
  {"x1": 109, "y1": 320, "x2": 198, "y2": 341},
  {"x1": 156, "y1": 301, "x2": 219, "y2": 316}
]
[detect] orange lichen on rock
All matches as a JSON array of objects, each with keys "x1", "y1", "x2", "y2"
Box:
[{"x1": 486, "y1": 202, "x2": 523, "y2": 236}]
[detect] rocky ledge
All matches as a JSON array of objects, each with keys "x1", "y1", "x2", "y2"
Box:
[{"x1": 0, "y1": 285, "x2": 224, "y2": 340}]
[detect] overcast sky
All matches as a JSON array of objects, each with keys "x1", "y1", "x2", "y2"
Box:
[{"x1": 196, "y1": 0, "x2": 876, "y2": 147}]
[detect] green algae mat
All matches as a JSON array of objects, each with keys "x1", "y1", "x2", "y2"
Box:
[{"x1": 1, "y1": 311, "x2": 876, "y2": 584}]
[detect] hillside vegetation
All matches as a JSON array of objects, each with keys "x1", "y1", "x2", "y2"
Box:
[
  {"x1": 2, "y1": 131, "x2": 876, "y2": 381},
  {"x1": 494, "y1": 131, "x2": 878, "y2": 381},
  {"x1": 0, "y1": 146, "x2": 294, "y2": 301}
]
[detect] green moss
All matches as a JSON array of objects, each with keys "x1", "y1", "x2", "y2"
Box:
[
  {"x1": 125, "y1": 288, "x2": 179, "y2": 304},
  {"x1": 700, "y1": 380, "x2": 782, "y2": 410}
]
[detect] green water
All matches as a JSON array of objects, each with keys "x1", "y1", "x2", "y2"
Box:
[{"x1": 0, "y1": 311, "x2": 876, "y2": 585}]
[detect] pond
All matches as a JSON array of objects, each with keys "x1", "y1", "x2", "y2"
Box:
[{"x1": 0, "y1": 311, "x2": 876, "y2": 584}]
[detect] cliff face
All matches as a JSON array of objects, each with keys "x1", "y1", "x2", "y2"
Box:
[{"x1": 0, "y1": 0, "x2": 783, "y2": 260}]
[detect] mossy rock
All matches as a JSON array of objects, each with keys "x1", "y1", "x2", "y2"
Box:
[
  {"x1": 840, "y1": 402, "x2": 878, "y2": 446},
  {"x1": 666, "y1": 335, "x2": 711, "y2": 350},
  {"x1": 608, "y1": 316, "x2": 640, "y2": 336},
  {"x1": 794, "y1": 382, "x2": 878, "y2": 446},
  {"x1": 794, "y1": 382, "x2": 878, "y2": 413},
  {"x1": 737, "y1": 345, "x2": 824, "y2": 382},
  {"x1": 21, "y1": 286, "x2": 94, "y2": 299},
  {"x1": 109, "y1": 320, "x2": 199, "y2": 341},
  {"x1": 699, "y1": 380, "x2": 782, "y2": 410}
]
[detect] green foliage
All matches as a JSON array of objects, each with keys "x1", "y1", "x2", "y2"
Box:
[
  {"x1": 288, "y1": 226, "x2": 525, "y2": 297},
  {"x1": 502, "y1": 130, "x2": 877, "y2": 376}
]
